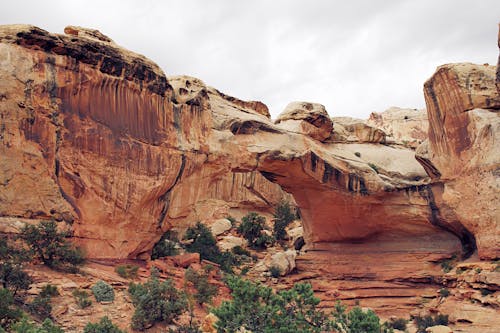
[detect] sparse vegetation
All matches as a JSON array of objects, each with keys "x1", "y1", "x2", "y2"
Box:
[
  {"x1": 368, "y1": 163, "x2": 379, "y2": 173},
  {"x1": 414, "y1": 314, "x2": 449, "y2": 333},
  {"x1": 184, "y1": 268, "x2": 218, "y2": 306},
  {"x1": 115, "y1": 264, "x2": 139, "y2": 279},
  {"x1": 12, "y1": 318, "x2": 63, "y2": 333},
  {"x1": 73, "y1": 289, "x2": 92, "y2": 308},
  {"x1": 439, "y1": 288, "x2": 450, "y2": 297},
  {"x1": 19, "y1": 220, "x2": 84, "y2": 271},
  {"x1": 128, "y1": 269, "x2": 187, "y2": 330},
  {"x1": 269, "y1": 265, "x2": 281, "y2": 278},
  {"x1": 237, "y1": 212, "x2": 274, "y2": 249},
  {"x1": 184, "y1": 222, "x2": 238, "y2": 272},
  {"x1": 0, "y1": 238, "x2": 32, "y2": 298},
  {"x1": 28, "y1": 293, "x2": 53, "y2": 320},
  {"x1": 355, "y1": 152, "x2": 361, "y2": 157},
  {"x1": 480, "y1": 288, "x2": 494, "y2": 296},
  {"x1": 273, "y1": 201, "x2": 295, "y2": 241},
  {"x1": 384, "y1": 317, "x2": 407, "y2": 331},
  {"x1": 39, "y1": 284, "x2": 59, "y2": 298},
  {"x1": 91, "y1": 281, "x2": 114, "y2": 302},
  {"x1": 231, "y1": 246, "x2": 250, "y2": 257},
  {"x1": 0, "y1": 288, "x2": 22, "y2": 330},
  {"x1": 83, "y1": 316, "x2": 125, "y2": 333},
  {"x1": 151, "y1": 230, "x2": 179, "y2": 260}
]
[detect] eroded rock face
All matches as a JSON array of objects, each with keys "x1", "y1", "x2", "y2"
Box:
[
  {"x1": 0, "y1": 24, "x2": 495, "y2": 266},
  {"x1": 367, "y1": 107, "x2": 428, "y2": 148},
  {"x1": 275, "y1": 101, "x2": 333, "y2": 141},
  {"x1": 329, "y1": 116, "x2": 387, "y2": 143},
  {"x1": 421, "y1": 63, "x2": 500, "y2": 259}
]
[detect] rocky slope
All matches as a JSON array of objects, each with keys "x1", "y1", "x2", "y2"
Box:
[{"x1": 0, "y1": 24, "x2": 499, "y2": 332}]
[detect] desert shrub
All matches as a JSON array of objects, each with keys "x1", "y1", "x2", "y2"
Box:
[
  {"x1": 128, "y1": 269, "x2": 187, "y2": 330},
  {"x1": 414, "y1": 314, "x2": 448, "y2": 333},
  {"x1": 184, "y1": 268, "x2": 218, "y2": 306},
  {"x1": 213, "y1": 276, "x2": 333, "y2": 332},
  {"x1": 384, "y1": 317, "x2": 407, "y2": 331},
  {"x1": 115, "y1": 264, "x2": 139, "y2": 279},
  {"x1": 0, "y1": 288, "x2": 22, "y2": 330},
  {"x1": 253, "y1": 234, "x2": 275, "y2": 249},
  {"x1": 91, "y1": 281, "x2": 114, "y2": 302},
  {"x1": 184, "y1": 223, "x2": 238, "y2": 272},
  {"x1": 355, "y1": 152, "x2": 361, "y2": 157},
  {"x1": 237, "y1": 212, "x2": 265, "y2": 247},
  {"x1": 151, "y1": 230, "x2": 179, "y2": 260},
  {"x1": 40, "y1": 284, "x2": 58, "y2": 298},
  {"x1": 19, "y1": 220, "x2": 84, "y2": 271},
  {"x1": 28, "y1": 294, "x2": 52, "y2": 320},
  {"x1": 12, "y1": 318, "x2": 63, "y2": 333},
  {"x1": 231, "y1": 246, "x2": 250, "y2": 257},
  {"x1": 273, "y1": 201, "x2": 295, "y2": 241},
  {"x1": 269, "y1": 265, "x2": 281, "y2": 278},
  {"x1": 0, "y1": 238, "x2": 32, "y2": 297},
  {"x1": 73, "y1": 289, "x2": 92, "y2": 309},
  {"x1": 439, "y1": 288, "x2": 450, "y2": 297},
  {"x1": 83, "y1": 316, "x2": 125, "y2": 333},
  {"x1": 368, "y1": 163, "x2": 379, "y2": 173}
]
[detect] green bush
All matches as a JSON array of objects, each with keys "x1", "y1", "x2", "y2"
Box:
[
  {"x1": 11, "y1": 318, "x2": 63, "y2": 333},
  {"x1": 83, "y1": 316, "x2": 125, "y2": 333},
  {"x1": 73, "y1": 289, "x2": 92, "y2": 308},
  {"x1": 346, "y1": 307, "x2": 381, "y2": 333},
  {"x1": 151, "y1": 230, "x2": 179, "y2": 260},
  {"x1": 128, "y1": 269, "x2": 187, "y2": 330},
  {"x1": 213, "y1": 276, "x2": 333, "y2": 332},
  {"x1": 28, "y1": 294, "x2": 52, "y2": 320},
  {"x1": 91, "y1": 281, "x2": 114, "y2": 302},
  {"x1": 231, "y1": 246, "x2": 250, "y2": 257},
  {"x1": 184, "y1": 223, "x2": 238, "y2": 273},
  {"x1": 40, "y1": 284, "x2": 59, "y2": 298},
  {"x1": 414, "y1": 314, "x2": 449, "y2": 333},
  {"x1": 115, "y1": 264, "x2": 139, "y2": 279},
  {"x1": 253, "y1": 234, "x2": 275, "y2": 249},
  {"x1": 19, "y1": 220, "x2": 84, "y2": 271},
  {"x1": 368, "y1": 163, "x2": 379, "y2": 173},
  {"x1": 0, "y1": 288, "x2": 22, "y2": 330},
  {"x1": 384, "y1": 317, "x2": 407, "y2": 331},
  {"x1": 237, "y1": 213, "x2": 270, "y2": 249},
  {"x1": 184, "y1": 268, "x2": 218, "y2": 306},
  {"x1": 269, "y1": 265, "x2": 281, "y2": 278},
  {"x1": 439, "y1": 288, "x2": 450, "y2": 297},
  {"x1": 0, "y1": 238, "x2": 32, "y2": 297},
  {"x1": 273, "y1": 201, "x2": 295, "y2": 241}
]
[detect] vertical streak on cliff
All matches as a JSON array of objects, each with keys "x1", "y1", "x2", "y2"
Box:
[
  {"x1": 418, "y1": 184, "x2": 476, "y2": 258},
  {"x1": 156, "y1": 154, "x2": 186, "y2": 229}
]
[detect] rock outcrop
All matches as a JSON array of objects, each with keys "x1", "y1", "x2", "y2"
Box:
[
  {"x1": 367, "y1": 107, "x2": 428, "y2": 147},
  {"x1": 419, "y1": 63, "x2": 500, "y2": 259}
]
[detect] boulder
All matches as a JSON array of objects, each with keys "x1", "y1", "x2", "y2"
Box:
[
  {"x1": 425, "y1": 325, "x2": 453, "y2": 333},
  {"x1": 218, "y1": 235, "x2": 246, "y2": 252},
  {"x1": 275, "y1": 102, "x2": 333, "y2": 141},
  {"x1": 210, "y1": 218, "x2": 232, "y2": 236},
  {"x1": 269, "y1": 250, "x2": 297, "y2": 276}
]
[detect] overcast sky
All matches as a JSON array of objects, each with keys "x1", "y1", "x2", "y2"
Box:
[{"x1": 1, "y1": 0, "x2": 499, "y2": 119}]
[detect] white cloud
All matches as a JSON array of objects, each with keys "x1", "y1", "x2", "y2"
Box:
[{"x1": 1, "y1": 0, "x2": 499, "y2": 118}]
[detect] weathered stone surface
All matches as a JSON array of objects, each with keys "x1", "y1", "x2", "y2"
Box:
[
  {"x1": 421, "y1": 63, "x2": 500, "y2": 259},
  {"x1": 275, "y1": 101, "x2": 333, "y2": 141},
  {"x1": 367, "y1": 107, "x2": 428, "y2": 147},
  {"x1": 217, "y1": 235, "x2": 245, "y2": 251},
  {"x1": 172, "y1": 252, "x2": 200, "y2": 268},
  {"x1": 426, "y1": 326, "x2": 453, "y2": 333},
  {"x1": 270, "y1": 250, "x2": 297, "y2": 276},
  {"x1": 330, "y1": 117, "x2": 387, "y2": 143},
  {"x1": 210, "y1": 218, "x2": 232, "y2": 236}
]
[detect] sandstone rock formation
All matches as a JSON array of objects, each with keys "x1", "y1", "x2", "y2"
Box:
[
  {"x1": 367, "y1": 107, "x2": 428, "y2": 147},
  {"x1": 0, "y1": 25, "x2": 286, "y2": 259},
  {"x1": 418, "y1": 63, "x2": 500, "y2": 259},
  {"x1": 275, "y1": 101, "x2": 333, "y2": 141},
  {"x1": 1, "y1": 24, "x2": 499, "y2": 333}
]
